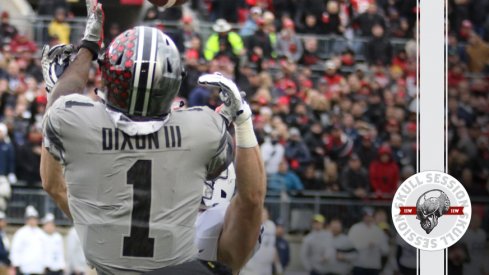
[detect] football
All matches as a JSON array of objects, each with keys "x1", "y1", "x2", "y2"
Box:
[{"x1": 147, "y1": 0, "x2": 188, "y2": 7}]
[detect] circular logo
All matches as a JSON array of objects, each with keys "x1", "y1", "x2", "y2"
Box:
[{"x1": 392, "y1": 171, "x2": 472, "y2": 251}]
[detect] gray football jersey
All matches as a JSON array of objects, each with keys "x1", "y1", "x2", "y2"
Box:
[{"x1": 43, "y1": 94, "x2": 231, "y2": 274}]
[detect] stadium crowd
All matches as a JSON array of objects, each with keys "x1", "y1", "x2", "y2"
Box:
[{"x1": 0, "y1": 0, "x2": 488, "y2": 274}]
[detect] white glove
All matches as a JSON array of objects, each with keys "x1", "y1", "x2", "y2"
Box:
[
  {"x1": 198, "y1": 73, "x2": 252, "y2": 126},
  {"x1": 81, "y1": 0, "x2": 104, "y2": 58},
  {"x1": 198, "y1": 73, "x2": 257, "y2": 148},
  {"x1": 41, "y1": 44, "x2": 75, "y2": 93}
]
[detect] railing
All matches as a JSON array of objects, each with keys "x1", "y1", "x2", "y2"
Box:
[
  {"x1": 7, "y1": 186, "x2": 489, "y2": 232},
  {"x1": 6, "y1": 186, "x2": 71, "y2": 226}
]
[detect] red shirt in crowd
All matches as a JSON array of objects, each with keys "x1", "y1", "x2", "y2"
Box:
[
  {"x1": 322, "y1": 74, "x2": 344, "y2": 99},
  {"x1": 369, "y1": 146, "x2": 400, "y2": 195},
  {"x1": 9, "y1": 34, "x2": 37, "y2": 54}
]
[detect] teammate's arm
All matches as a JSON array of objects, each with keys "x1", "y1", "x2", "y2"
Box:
[{"x1": 199, "y1": 74, "x2": 266, "y2": 271}]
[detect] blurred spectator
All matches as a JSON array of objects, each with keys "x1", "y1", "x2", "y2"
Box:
[
  {"x1": 204, "y1": 19, "x2": 244, "y2": 61},
  {"x1": 324, "y1": 125, "x2": 354, "y2": 166},
  {"x1": 37, "y1": 0, "x2": 69, "y2": 16},
  {"x1": 365, "y1": 24, "x2": 393, "y2": 66},
  {"x1": 303, "y1": 122, "x2": 325, "y2": 168},
  {"x1": 237, "y1": 65, "x2": 262, "y2": 97},
  {"x1": 241, "y1": 208, "x2": 278, "y2": 275},
  {"x1": 181, "y1": 36, "x2": 206, "y2": 98},
  {"x1": 329, "y1": 218, "x2": 357, "y2": 275},
  {"x1": 23, "y1": 54, "x2": 43, "y2": 83},
  {"x1": 388, "y1": 10, "x2": 410, "y2": 39},
  {"x1": 301, "y1": 164, "x2": 325, "y2": 190},
  {"x1": 294, "y1": 0, "x2": 326, "y2": 32},
  {"x1": 465, "y1": 32, "x2": 489, "y2": 73},
  {"x1": 473, "y1": 136, "x2": 489, "y2": 185},
  {"x1": 272, "y1": 0, "x2": 295, "y2": 20},
  {"x1": 48, "y1": 8, "x2": 71, "y2": 44},
  {"x1": 340, "y1": 154, "x2": 369, "y2": 199},
  {"x1": 0, "y1": 123, "x2": 15, "y2": 182},
  {"x1": 261, "y1": 131, "x2": 285, "y2": 175},
  {"x1": 461, "y1": 214, "x2": 489, "y2": 275},
  {"x1": 458, "y1": 20, "x2": 473, "y2": 43},
  {"x1": 103, "y1": 23, "x2": 121, "y2": 49},
  {"x1": 321, "y1": 60, "x2": 346, "y2": 100},
  {"x1": 0, "y1": 12, "x2": 17, "y2": 46},
  {"x1": 284, "y1": 127, "x2": 312, "y2": 171},
  {"x1": 286, "y1": 103, "x2": 313, "y2": 134},
  {"x1": 187, "y1": 84, "x2": 214, "y2": 108},
  {"x1": 369, "y1": 145, "x2": 399, "y2": 196},
  {"x1": 299, "y1": 13, "x2": 322, "y2": 34},
  {"x1": 352, "y1": 2, "x2": 386, "y2": 37},
  {"x1": 275, "y1": 220, "x2": 290, "y2": 272},
  {"x1": 143, "y1": 7, "x2": 158, "y2": 22},
  {"x1": 395, "y1": 235, "x2": 416, "y2": 275},
  {"x1": 0, "y1": 176, "x2": 11, "y2": 213},
  {"x1": 276, "y1": 19, "x2": 303, "y2": 62},
  {"x1": 400, "y1": 165, "x2": 415, "y2": 182},
  {"x1": 66, "y1": 227, "x2": 88, "y2": 275},
  {"x1": 300, "y1": 214, "x2": 335, "y2": 275},
  {"x1": 389, "y1": 133, "x2": 410, "y2": 166},
  {"x1": 0, "y1": 212, "x2": 10, "y2": 275},
  {"x1": 15, "y1": 125, "x2": 43, "y2": 186},
  {"x1": 180, "y1": 16, "x2": 200, "y2": 52},
  {"x1": 42, "y1": 213, "x2": 65, "y2": 275},
  {"x1": 209, "y1": 0, "x2": 239, "y2": 23},
  {"x1": 268, "y1": 158, "x2": 304, "y2": 193},
  {"x1": 348, "y1": 207, "x2": 389, "y2": 275},
  {"x1": 9, "y1": 34, "x2": 37, "y2": 56},
  {"x1": 240, "y1": 6, "x2": 263, "y2": 37},
  {"x1": 157, "y1": 5, "x2": 183, "y2": 21},
  {"x1": 320, "y1": 1, "x2": 344, "y2": 35},
  {"x1": 246, "y1": 18, "x2": 274, "y2": 62},
  {"x1": 447, "y1": 242, "x2": 470, "y2": 275},
  {"x1": 300, "y1": 36, "x2": 321, "y2": 66},
  {"x1": 10, "y1": 205, "x2": 45, "y2": 275}
]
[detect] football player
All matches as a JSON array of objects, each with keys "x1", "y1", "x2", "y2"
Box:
[
  {"x1": 40, "y1": 1, "x2": 266, "y2": 274},
  {"x1": 42, "y1": 46, "x2": 264, "y2": 275}
]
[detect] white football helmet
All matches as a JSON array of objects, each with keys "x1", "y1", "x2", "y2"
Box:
[{"x1": 202, "y1": 163, "x2": 236, "y2": 208}]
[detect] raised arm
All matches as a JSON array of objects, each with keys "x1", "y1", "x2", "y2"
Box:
[
  {"x1": 47, "y1": 48, "x2": 93, "y2": 108},
  {"x1": 46, "y1": 0, "x2": 104, "y2": 108},
  {"x1": 199, "y1": 74, "x2": 266, "y2": 271},
  {"x1": 40, "y1": 0, "x2": 104, "y2": 219}
]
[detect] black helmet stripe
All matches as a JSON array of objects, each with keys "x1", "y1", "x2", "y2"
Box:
[
  {"x1": 103, "y1": 26, "x2": 183, "y2": 117},
  {"x1": 128, "y1": 27, "x2": 146, "y2": 115},
  {"x1": 129, "y1": 27, "x2": 156, "y2": 116},
  {"x1": 141, "y1": 28, "x2": 159, "y2": 116}
]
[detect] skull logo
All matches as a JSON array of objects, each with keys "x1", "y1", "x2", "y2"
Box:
[{"x1": 416, "y1": 189, "x2": 450, "y2": 234}]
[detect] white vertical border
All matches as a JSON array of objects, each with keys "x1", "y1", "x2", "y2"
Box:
[
  {"x1": 418, "y1": 0, "x2": 447, "y2": 274},
  {"x1": 444, "y1": 0, "x2": 449, "y2": 272}
]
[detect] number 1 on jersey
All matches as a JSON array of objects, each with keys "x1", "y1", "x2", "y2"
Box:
[{"x1": 123, "y1": 159, "x2": 155, "y2": 258}]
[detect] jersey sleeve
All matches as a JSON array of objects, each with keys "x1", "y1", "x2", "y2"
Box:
[
  {"x1": 203, "y1": 110, "x2": 235, "y2": 180},
  {"x1": 42, "y1": 97, "x2": 67, "y2": 163}
]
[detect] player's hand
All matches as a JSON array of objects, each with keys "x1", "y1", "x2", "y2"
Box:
[
  {"x1": 198, "y1": 73, "x2": 252, "y2": 125},
  {"x1": 41, "y1": 44, "x2": 75, "y2": 93},
  {"x1": 81, "y1": 0, "x2": 104, "y2": 58}
]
